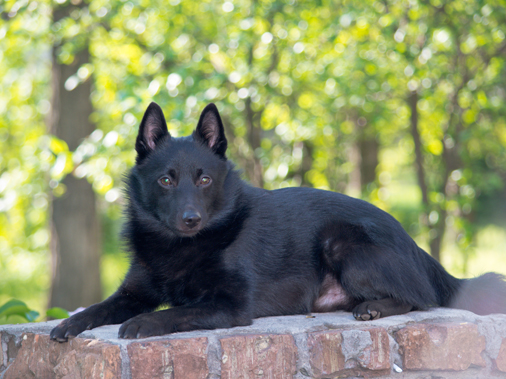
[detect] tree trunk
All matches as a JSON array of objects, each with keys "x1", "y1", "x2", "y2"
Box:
[
  {"x1": 428, "y1": 210, "x2": 446, "y2": 263},
  {"x1": 300, "y1": 141, "x2": 313, "y2": 187},
  {"x1": 49, "y1": 7, "x2": 102, "y2": 310},
  {"x1": 408, "y1": 91, "x2": 429, "y2": 207},
  {"x1": 245, "y1": 92, "x2": 263, "y2": 188},
  {"x1": 347, "y1": 143, "x2": 362, "y2": 197},
  {"x1": 358, "y1": 136, "x2": 379, "y2": 191},
  {"x1": 407, "y1": 91, "x2": 443, "y2": 260},
  {"x1": 348, "y1": 118, "x2": 379, "y2": 197}
]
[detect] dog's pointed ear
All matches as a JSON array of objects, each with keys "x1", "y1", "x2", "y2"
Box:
[
  {"x1": 193, "y1": 103, "x2": 227, "y2": 158},
  {"x1": 135, "y1": 102, "x2": 170, "y2": 163}
]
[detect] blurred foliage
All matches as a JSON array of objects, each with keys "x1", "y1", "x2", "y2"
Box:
[
  {"x1": 0, "y1": 0, "x2": 505, "y2": 314},
  {"x1": 0, "y1": 299, "x2": 40, "y2": 323},
  {"x1": 0, "y1": 299, "x2": 69, "y2": 324}
]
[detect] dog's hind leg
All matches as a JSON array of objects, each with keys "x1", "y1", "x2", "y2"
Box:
[
  {"x1": 352, "y1": 298, "x2": 413, "y2": 320},
  {"x1": 319, "y1": 221, "x2": 434, "y2": 320}
]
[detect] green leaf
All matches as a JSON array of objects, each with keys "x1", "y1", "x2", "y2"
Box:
[
  {"x1": 25, "y1": 310, "x2": 40, "y2": 322},
  {"x1": 0, "y1": 299, "x2": 39, "y2": 322},
  {"x1": 46, "y1": 307, "x2": 70, "y2": 319},
  {"x1": 0, "y1": 299, "x2": 27, "y2": 315}
]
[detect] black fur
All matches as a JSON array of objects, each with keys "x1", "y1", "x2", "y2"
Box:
[{"x1": 51, "y1": 102, "x2": 506, "y2": 341}]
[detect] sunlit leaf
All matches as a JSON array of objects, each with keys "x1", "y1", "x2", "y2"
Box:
[
  {"x1": 0, "y1": 300, "x2": 39, "y2": 322},
  {"x1": 46, "y1": 307, "x2": 70, "y2": 319}
]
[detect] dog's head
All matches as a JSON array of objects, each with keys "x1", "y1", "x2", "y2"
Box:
[{"x1": 130, "y1": 102, "x2": 231, "y2": 237}]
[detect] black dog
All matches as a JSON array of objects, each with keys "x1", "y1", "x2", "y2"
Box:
[{"x1": 51, "y1": 102, "x2": 506, "y2": 341}]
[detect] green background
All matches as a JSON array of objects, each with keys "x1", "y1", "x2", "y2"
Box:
[{"x1": 0, "y1": 0, "x2": 505, "y2": 321}]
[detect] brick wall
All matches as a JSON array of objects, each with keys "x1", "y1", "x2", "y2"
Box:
[{"x1": 1, "y1": 308, "x2": 506, "y2": 378}]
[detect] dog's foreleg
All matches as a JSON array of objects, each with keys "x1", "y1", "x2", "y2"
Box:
[{"x1": 118, "y1": 302, "x2": 252, "y2": 339}]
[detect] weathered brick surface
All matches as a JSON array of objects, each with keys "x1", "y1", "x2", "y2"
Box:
[
  {"x1": 357, "y1": 328, "x2": 390, "y2": 370},
  {"x1": 1, "y1": 311, "x2": 506, "y2": 378},
  {"x1": 396, "y1": 322, "x2": 486, "y2": 371},
  {"x1": 308, "y1": 329, "x2": 345, "y2": 376},
  {"x1": 128, "y1": 337, "x2": 208, "y2": 379},
  {"x1": 3, "y1": 333, "x2": 121, "y2": 379},
  {"x1": 220, "y1": 334, "x2": 297, "y2": 379},
  {"x1": 495, "y1": 337, "x2": 506, "y2": 372},
  {"x1": 1, "y1": 332, "x2": 21, "y2": 369},
  {"x1": 0, "y1": 332, "x2": 3, "y2": 368},
  {"x1": 308, "y1": 327, "x2": 390, "y2": 378}
]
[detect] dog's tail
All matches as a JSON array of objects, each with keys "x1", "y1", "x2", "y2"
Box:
[
  {"x1": 422, "y1": 249, "x2": 506, "y2": 315},
  {"x1": 450, "y1": 272, "x2": 506, "y2": 315}
]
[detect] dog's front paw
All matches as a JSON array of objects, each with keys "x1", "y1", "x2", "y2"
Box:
[
  {"x1": 119, "y1": 313, "x2": 173, "y2": 339},
  {"x1": 50, "y1": 305, "x2": 111, "y2": 342},
  {"x1": 50, "y1": 313, "x2": 95, "y2": 342},
  {"x1": 50, "y1": 318, "x2": 87, "y2": 342}
]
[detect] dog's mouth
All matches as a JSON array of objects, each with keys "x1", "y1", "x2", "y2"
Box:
[{"x1": 175, "y1": 228, "x2": 202, "y2": 237}]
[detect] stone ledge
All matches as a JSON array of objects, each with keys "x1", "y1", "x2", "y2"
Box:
[{"x1": 1, "y1": 308, "x2": 506, "y2": 378}]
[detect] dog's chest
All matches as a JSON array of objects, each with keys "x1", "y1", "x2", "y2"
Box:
[{"x1": 156, "y1": 249, "x2": 224, "y2": 306}]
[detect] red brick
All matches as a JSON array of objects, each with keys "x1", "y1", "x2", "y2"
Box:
[
  {"x1": 4, "y1": 333, "x2": 121, "y2": 379},
  {"x1": 308, "y1": 330, "x2": 345, "y2": 376},
  {"x1": 308, "y1": 328, "x2": 390, "y2": 378},
  {"x1": 396, "y1": 323, "x2": 486, "y2": 371},
  {"x1": 128, "y1": 337, "x2": 208, "y2": 379},
  {"x1": 220, "y1": 334, "x2": 297, "y2": 379},
  {"x1": 495, "y1": 338, "x2": 506, "y2": 372},
  {"x1": 359, "y1": 328, "x2": 390, "y2": 370}
]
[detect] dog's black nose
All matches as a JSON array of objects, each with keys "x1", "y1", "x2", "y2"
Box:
[{"x1": 182, "y1": 211, "x2": 202, "y2": 229}]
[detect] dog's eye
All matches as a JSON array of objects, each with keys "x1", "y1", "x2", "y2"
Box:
[
  {"x1": 159, "y1": 176, "x2": 173, "y2": 187},
  {"x1": 200, "y1": 176, "x2": 212, "y2": 186}
]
